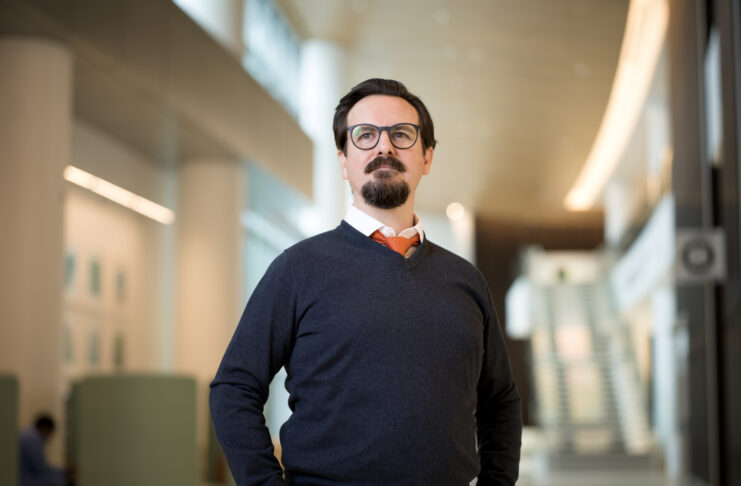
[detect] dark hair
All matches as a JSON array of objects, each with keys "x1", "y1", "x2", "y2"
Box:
[
  {"x1": 333, "y1": 78, "x2": 437, "y2": 154},
  {"x1": 35, "y1": 414, "x2": 55, "y2": 431}
]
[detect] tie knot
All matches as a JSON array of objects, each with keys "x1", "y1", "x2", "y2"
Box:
[{"x1": 371, "y1": 230, "x2": 420, "y2": 256}]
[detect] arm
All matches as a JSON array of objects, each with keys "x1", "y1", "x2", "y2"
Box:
[
  {"x1": 476, "y1": 294, "x2": 523, "y2": 486},
  {"x1": 210, "y1": 253, "x2": 297, "y2": 486}
]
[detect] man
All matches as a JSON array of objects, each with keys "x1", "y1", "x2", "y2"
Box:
[
  {"x1": 210, "y1": 78, "x2": 522, "y2": 485},
  {"x1": 19, "y1": 414, "x2": 66, "y2": 486}
]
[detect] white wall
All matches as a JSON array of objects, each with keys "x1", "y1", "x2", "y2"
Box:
[{"x1": 64, "y1": 121, "x2": 176, "y2": 383}]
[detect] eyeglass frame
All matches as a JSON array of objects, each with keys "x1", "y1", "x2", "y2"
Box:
[{"x1": 346, "y1": 123, "x2": 421, "y2": 150}]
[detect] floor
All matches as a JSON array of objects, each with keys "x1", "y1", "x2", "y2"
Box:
[
  {"x1": 517, "y1": 470, "x2": 704, "y2": 486},
  {"x1": 513, "y1": 428, "x2": 706, "y2": 486},
  {"x1": 207, "y1": 427, "x2": 705, "y2": 486}
]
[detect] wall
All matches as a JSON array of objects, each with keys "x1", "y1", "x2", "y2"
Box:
[{"x1": 64, "y1": 121, "x2": 175, "y2": 384}]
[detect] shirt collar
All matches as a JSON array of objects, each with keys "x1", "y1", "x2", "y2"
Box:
[{"x1": 344, "y1": 204, "x2": 425, "y2": 242}]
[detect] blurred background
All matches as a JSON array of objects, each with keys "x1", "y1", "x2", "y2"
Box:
[{"x1": 1, "y1": 0, "x2": 739, "y2": 485}]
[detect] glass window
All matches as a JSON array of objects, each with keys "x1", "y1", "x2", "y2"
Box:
[{"x1": 243, "y1": 0, "x2": 301, "y2": 117}]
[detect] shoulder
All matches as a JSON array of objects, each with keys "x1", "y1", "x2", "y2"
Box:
[
  {"x1": 423, "y1": 240, "x2": 488, "y2": 286},
  {"x1": 281, "y1": 225, "x2": 350, "y2": 262},
  {"x1": 286, "y1": 225, "x2": 347, "y2": 253},
  {"x1": 19, "y1": 428, "x2": 41, "y2": 447},
  {"x1": 247, "y1": 231, "x2": 343, "y2": 301},
  {"x1": 265, "y1": 224, "x2": 357, "y2": 275}
]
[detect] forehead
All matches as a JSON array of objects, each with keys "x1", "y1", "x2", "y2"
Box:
[{"x1": 347, "y1": 95, "x2": 419, "y2": 126}]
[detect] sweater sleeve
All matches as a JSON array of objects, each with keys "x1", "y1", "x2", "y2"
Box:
[
  {"x1": 210, "y1": 252, "x2": 297, "y2": 486},
  {"x1": 476, "y1": 290, "x2": 523, "y2": 486}
]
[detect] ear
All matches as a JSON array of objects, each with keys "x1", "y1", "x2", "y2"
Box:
[
  {"x1": 338, "y1": 149, "x2": 349, "y2": 180},
  {"x1": 422, "y1": 146, "x2": 434, "y2": 175}
]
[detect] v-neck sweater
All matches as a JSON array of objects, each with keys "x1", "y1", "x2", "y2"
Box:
[{"x1": 210, "y1": 221, "x2": 521, "y2": 486}]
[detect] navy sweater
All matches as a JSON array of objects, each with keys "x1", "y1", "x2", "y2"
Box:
[{"x1": 210, "y1": 222, "x2": 521, "y2": 485}]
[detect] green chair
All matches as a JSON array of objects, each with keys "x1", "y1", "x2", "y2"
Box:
[
  {"x1": 68, "y1": 374, "x2": 197, "y2": 486},
  {"x1": 0, "y1": 374, "x2": 19, "y2": 486}
]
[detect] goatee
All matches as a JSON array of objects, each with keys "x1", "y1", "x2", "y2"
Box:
[
  {"x1": 361, "y1": 179, "x2": 410, "y2": 209},
  {"x1": 361, "y1": 156, "x2": 410, "y2": 209}
]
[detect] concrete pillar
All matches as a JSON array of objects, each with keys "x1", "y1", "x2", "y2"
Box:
[
  {"x1": 0, "y1": 37, "x2": 72, "y2": 453},
  {"x1": 176, "y1": 159, "x2": 244, "y2": 477},
  {"x1": 299, "y1": 40, "x2": 348, "y2": 230}
]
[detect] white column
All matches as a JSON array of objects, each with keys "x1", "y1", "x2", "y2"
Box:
[
  {"x1": 652, "y1": 283, "x2": 681, "y2": 476},
  {"x1": 299, "y1": 40, "x2": 348, "y2": 231},
  {"x1": 0, "y1": 37, "x2": 72, "y2": 450},
  {"x1": 176, "y1": 158, "x2": 244, "y2": 477}
]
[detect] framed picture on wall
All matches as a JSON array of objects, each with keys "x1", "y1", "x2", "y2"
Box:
[
  {"x1": 64, "y1": 249, "x2": 76, "y2": 296},
  {"x1": 88, "y1": 258, "x2": 101, "y2": 299}
]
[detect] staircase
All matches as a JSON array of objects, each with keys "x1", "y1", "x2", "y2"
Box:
[{"x1": 529, "y1": 280, "x2": 655, "y2": 470}]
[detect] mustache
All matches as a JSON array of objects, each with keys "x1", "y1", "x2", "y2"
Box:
[{"x1": 364, "y1": 156, "x2": 406, "y2": 174}]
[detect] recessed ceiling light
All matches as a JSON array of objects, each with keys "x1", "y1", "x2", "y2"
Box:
[
  {"x1": 467, "y1": 47, "x2": 484, "y2": 63},
  {"x1": 447, "y1": 202, "x2": 466, "y2": 221},
  {"x1": 476, "y1": 123, "x2": 493, "y2": 139},
  {"x1": 449, "y1": 73, "x2": 464, "y2": 89},
  {"x1": 351, "y1": 0, "x2": 368, "y2": 14},
  {"x1": 448, "y1": 101, "x2": 465, "y2": 115},
  {"x1": 454, "y1": 125, "x2": 469, "y2": 139},
  {"x1": 556, "y1": 137, "x2": 574, "y2": 153},
  {"x1": 572, "y1": 61, "x2": 591, "y2": 78},
  {"x1": 443, "y1": 44, "x2": 458, "y2": 60},
  {"x1": 433, "y1": 9, "x2": 451, "y2": 24}
]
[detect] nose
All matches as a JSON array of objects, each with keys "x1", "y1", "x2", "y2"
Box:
[{"x1": 376, "y1": 128, "x2": 396, "y2": 155}]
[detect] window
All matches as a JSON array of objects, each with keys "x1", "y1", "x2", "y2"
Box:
[{"x1": 243, "y1": 0, "x2": 301, "y2": 117}]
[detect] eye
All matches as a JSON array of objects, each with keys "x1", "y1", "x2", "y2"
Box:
[
  {"x1": 390, "y1": 125, "x2": 415, "y2": 140},
  {"x1": 352, "y1": 125, "x2": 377, "y2": 140}
]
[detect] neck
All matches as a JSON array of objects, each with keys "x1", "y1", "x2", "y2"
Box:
[{"x1": 354, "y1": 196, "x2": 416, "y2": 234}]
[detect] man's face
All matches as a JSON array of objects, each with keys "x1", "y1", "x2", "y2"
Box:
[{"x1": 338, "y1": 95, "x2": 433, "y2": 210}]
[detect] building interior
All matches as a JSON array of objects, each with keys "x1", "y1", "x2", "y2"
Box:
[{"x1": 1, "y1": 0, "x2": 740, "y2": 485}]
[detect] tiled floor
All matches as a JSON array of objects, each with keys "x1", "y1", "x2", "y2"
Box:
[
  {"x1": 514, "y1": 428, "x2": 706, "y2": 486},
  {"x1": 517, "y1": 470, "x2": 705, "y2": 486},
  {"x1": 209, "y1": 427, "x2": 705, "y2": 486},
  {"x1": 517, "y1": 453, "x2": 705, "y2": 486}
]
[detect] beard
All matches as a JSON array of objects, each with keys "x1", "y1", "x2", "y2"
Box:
[
  {"x1": 361, "y1": 179, "x2": 410, "y2": 209},
  {"x1": 360, "y1": 156, "x2": 410, "y2": 209}
]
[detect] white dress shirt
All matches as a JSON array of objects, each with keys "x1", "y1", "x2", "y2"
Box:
[{"x1": 344, "y1": 205, "x2": 424, "y2": 257}]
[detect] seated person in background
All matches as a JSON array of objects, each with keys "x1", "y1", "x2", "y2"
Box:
[{"x1": 19, "y1": 414, "x2": 66, "y2": 486}]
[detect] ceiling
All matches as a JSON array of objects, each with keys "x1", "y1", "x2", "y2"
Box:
[{"x1": 279, "y1": 0, "x2": 629, "y2": 225}]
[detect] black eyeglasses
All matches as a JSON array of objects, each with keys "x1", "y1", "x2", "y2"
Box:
[{"x1": 347, "y1": 123, "x2": 420, "y2": 150}]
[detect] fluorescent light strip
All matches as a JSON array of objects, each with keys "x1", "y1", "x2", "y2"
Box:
[
  {"x1": 565, "y1": 0, "x2": 669, "y2": 211},
  {"x1": 63, "y1": 165, "x2": 175, "y2": 225}
]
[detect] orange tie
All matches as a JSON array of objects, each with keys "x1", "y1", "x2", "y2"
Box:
[{"x1": 371, "y1": 230, "x2": 421, "y2": 256}]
